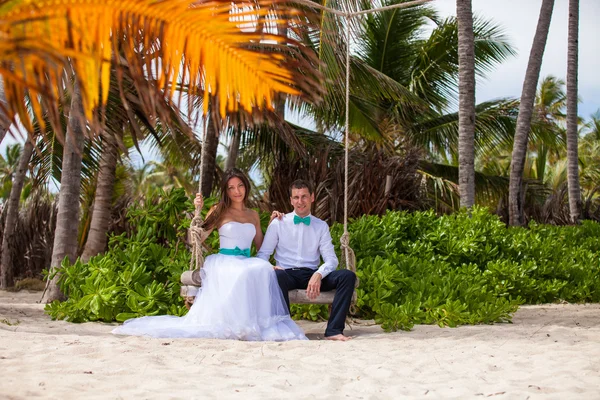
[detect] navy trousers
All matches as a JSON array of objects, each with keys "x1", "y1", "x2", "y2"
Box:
[{"x1": 275, "y1": 268, "x2": 356, "y2": 337}]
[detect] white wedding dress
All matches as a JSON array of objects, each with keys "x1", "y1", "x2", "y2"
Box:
[{"x1": 112, "y1": 222, "x2": 307, "y2": 341}]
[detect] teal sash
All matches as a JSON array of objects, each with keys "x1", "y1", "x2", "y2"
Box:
[{"x1": 219, "y1": 247, "x2": 251, "y2": 257}]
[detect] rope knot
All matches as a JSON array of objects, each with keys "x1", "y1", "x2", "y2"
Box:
[
  {"x1": 188, "y1": 214, "x2": 209, "y2": 283},
  {"x1": 340, "y1": 232, "x2": 350, "y2": 249},
  {"x1": 339, "y1": 231, "x2": 358, "y2": 289}
]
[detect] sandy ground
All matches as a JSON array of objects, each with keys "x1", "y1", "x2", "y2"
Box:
[{"x1": 1, "y1": 291, "x2": 599, "y2": 400}]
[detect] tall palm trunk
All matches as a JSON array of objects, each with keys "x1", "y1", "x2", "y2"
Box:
[
  {"x1": 42, "y1": 82, "x2": 86, "y2": 302},
  {"x1": 275, "y1": 15, "x2": 288, "y2": 118},
  {"x1": 508, "y1": 0, "x2": 555, "y2": 226},
  {"x1": 456, "y1": 0, "x2": 476, "y2": 209},
  {"x1": 81, "y1": 133, "x2": 118, "y2": 262},
  {"x1": 225, "y1": 129, "x2": 241, "y2": 171},
  {"x1": 0, "y1": 78, "x2": 11, "y2": 144},
  {"x1": 0, "y1": 140, "x2": 33, "y2": 288},
  {"x1": 200, "y1": 109, "x2": 220, "y2": 197},
  {"x1": 566, "y1": 0, "x2": 581, "y2": 223}
]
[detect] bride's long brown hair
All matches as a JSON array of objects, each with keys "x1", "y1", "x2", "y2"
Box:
[{"x1": 203, "y1": 168, "x2": 251, "y2": 230}]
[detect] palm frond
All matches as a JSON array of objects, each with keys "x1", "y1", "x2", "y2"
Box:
[
  {"x1": 409, "y1": 15, "x2": 516, "y2": 109},
  {"x1": 418, "y1": 160, "x2": 509, "y2": 206},
  {"x1": 409, "y1": 99, "x2": 519, "y2": 157},
  {"x1": 0, "y1": 0, "x2": 323, "y2": 135}
]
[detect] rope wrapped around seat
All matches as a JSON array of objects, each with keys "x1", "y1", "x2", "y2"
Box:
[
  {"x1": 184, "y1": 212, "x2": 211, "y2": 308},
  {"x1": 340, "y1": 231, "x2": 359, "y2": 314},
  {"x1": 188, "y1": 214, "x2": 210, "y2": 278}
]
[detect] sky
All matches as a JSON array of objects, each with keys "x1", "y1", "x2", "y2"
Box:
[{"x1": 433, "y1": 0, "x2": 600, "y2": 118}]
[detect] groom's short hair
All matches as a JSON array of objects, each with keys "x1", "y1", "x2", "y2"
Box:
[{"x1": 289, "y1": 179, "x2": 314, "y2": 195}]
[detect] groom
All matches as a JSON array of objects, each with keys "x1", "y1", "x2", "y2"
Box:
[{"x1": 257, "y1": 180, "x2": 356, "y2": 341}]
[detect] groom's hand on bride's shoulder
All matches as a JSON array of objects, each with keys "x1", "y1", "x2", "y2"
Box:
[
  {"x1": 306, "y1": 273, "x2": 322, "y2": 300},
  {"x1": 269, "y1": 210, "x2": 284, "y2": 223}
]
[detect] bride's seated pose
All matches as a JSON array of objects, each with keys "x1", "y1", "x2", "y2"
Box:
[{"x1": 112, "y1": 168, "x2": 307, "y2": 341}]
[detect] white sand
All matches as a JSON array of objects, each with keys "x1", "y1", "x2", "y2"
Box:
[{"x1": 1, "y1": 291, "x2": 599, "y2": 399}]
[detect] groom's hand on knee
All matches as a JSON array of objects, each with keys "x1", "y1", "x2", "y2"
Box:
[{"x1": 307, "y1": 273, "x2": 322, "y2": 300}]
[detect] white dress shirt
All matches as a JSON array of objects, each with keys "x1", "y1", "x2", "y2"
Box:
[{"x1": 257, "y1": 212, "x2": 339, "y2": 279}]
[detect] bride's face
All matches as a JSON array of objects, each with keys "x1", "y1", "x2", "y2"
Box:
[{"x1": 226, "y1": 177, "x2": 246, "y2": 204}]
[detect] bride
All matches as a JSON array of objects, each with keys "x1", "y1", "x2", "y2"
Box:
[{"x1": 112, "y1": 169, "x2": 307, "y2": 341}]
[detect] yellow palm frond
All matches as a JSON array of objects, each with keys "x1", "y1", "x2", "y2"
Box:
[{"x1": 0, "y1": 0, "x2": 322, "y2": 133}]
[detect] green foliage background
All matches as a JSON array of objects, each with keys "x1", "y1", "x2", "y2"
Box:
[{"x1": 46, "y1": 189, "x2": 600, "y2": 331}]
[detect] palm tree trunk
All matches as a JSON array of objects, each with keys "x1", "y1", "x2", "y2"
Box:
[
  {"x1": 456, "y1": 0, "x2": 476, "y2": 209},
  {"x1": 225, "y1": 129, "x2": 241, "y2": 171},
  {"x1": 275, "y1": 15, "x2": 288, "y2": 117},
  {"x1": 0, "y1": 78, "x2": 12, "y2": 144},
  {"x1": 81, "y1": 133, "x2": 118, "y2": 262},
  {"x1": 0, "y1": 140, "x2": 33, "y2": 288},
  {"x1": 566, "y1": 0, "x2": 581, "y2": 223},
  {"x1": 508, "y1": 0, "x2": 555, "y2": 226},
  {"x1": 42, "y1": 82, "x2": 86, "y2": 302},
  {"x1": 200, "y1": 110, "x2": 220, "y2": 197}
]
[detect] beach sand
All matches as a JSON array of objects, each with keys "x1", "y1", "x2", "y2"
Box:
[{"x1": 1, "y1": 290, "x2": 599, "y2": 399}]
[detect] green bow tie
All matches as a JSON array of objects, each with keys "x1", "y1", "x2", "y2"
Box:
[
  {"x1": 219, "y1": 247, "x2": 251, "y2": 257},
  {"x1": 294, "y1": 215, "x2": 311, "y2": 226}
]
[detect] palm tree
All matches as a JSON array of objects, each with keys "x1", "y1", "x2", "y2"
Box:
[
  {"x1": 0, "y1": 78, "x2": 11, "y2": 143},
  {"x1": 0, "y1": 0, "x2": 322, "y2": 141},
  {"x1": 585, "y1": 111, "x2": 600, "y2": 140},
  {"x1": 456, "y1": 0, "x2": 476, "y2": 209},
  {"x1": 42, "y1": 82, "x2": 86, "y2": 303},
  {"x1": 80, "y1": 133, "x2": 118, "y2": 263},
  {"x1": 266, "y1": 1, "x2": 517, "y2": 213},
  {"x1": 255, "y1": 1, "x2": 519, "y2": 220},
  {"x1": 0, "y1": 140, "x2": 33, "y2": 288},
  {"x1": 579, "y1": 115, "x2": 600, "y2": 217},
  {"x1": 225, "y1": 129, "x2": 242, "y2": 171},
  {"x1": 566, "y1": 0, "x2": 581, "y2": 223},
  {"x1": 508, "y1": 0, "x2": 555, "y2": 226},
  {"x1": 80, "y1": 62, "x2": 203, "y2": 262},
  {"x1": 0, "y1": 144, "x2": 24, "y2": 201},
  {"x1": 200, "y1": 108, "x2": 221, "y2": 197}
]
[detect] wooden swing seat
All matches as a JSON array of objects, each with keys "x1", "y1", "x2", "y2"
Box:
[{"x1": 180, "y1": 270, "x2": 337, "y2": 305}]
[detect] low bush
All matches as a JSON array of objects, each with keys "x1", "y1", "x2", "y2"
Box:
[
  {"x1": 45, "y1": 189, "x2": 199, "y2": 322},
  {"x1": 325, "y1": 207, "x2": 600, "y2": 330},
  {"x1": 46, "y1": 191, "x2": 600, "y2": 331}
]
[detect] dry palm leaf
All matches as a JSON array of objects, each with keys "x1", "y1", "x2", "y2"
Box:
[{"x1": 0, "y1": 0, "x2": 322, "y2": 137}]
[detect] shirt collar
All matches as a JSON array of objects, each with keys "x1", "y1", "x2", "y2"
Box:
[{"x1": 290, "y1": 211, "x2": 312, "y2": 219}]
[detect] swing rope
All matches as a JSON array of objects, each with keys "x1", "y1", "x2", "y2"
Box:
[
  {"x1": 188, "y1": 115, "x2": 210, "y2": 283},
  {"x1": 340, "y1": 13, "x2": 356, "y2": 282}
]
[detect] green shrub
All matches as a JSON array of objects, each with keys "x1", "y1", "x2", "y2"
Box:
[
  {"x1": 331, "y1": 206, "x2": 600, "y2": 330},
  {"x1": 45, "y1": 188, "x2": 199, "y2": 322},
  {"x1": 47, "y1": 198, "x2": 600, "y2": 332}
]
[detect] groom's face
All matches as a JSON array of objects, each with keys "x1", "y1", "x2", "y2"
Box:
[{"x1": 290, "y1": 187, "x2": 314, "y2": 217}]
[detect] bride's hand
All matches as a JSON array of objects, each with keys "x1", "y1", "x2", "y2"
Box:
[
  {"x1": 270, "y1": 210, "x2": 284, "y2": 223},
  {"x1": 193, "y1": 193, "x2": 204, "y2": 209}
]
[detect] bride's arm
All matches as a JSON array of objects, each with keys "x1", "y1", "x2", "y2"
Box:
[{"x1": 252, "y1": 210, "x2": 264, "y2": 251}]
